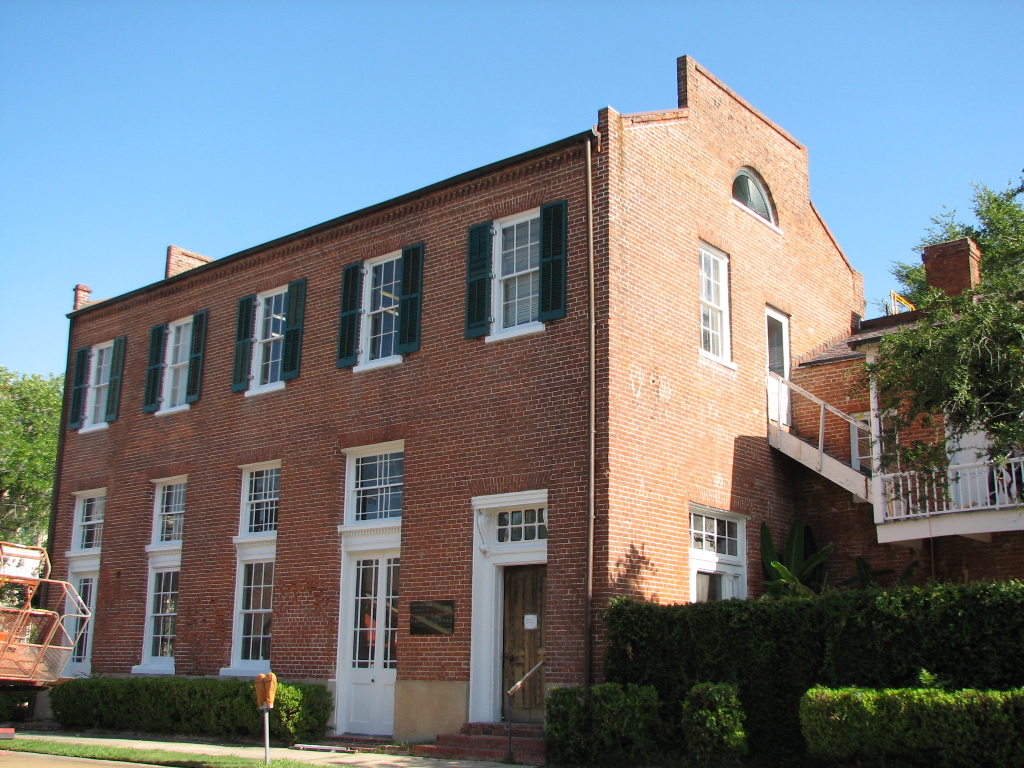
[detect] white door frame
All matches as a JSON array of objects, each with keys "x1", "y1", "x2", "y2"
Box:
[
  {"x1": 468, "y1": 490, "x2": 548, "y2": 724},
  {"x1": 766, "y1": 306, "x2": 791, "y2": 425},
  {"x1": 335, "y1": 521, "x2": 401, "y2": 736}
]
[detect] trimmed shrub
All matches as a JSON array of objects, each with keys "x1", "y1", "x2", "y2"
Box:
[
  {"x1": 681, "y1": 683, "x2": 747, "y2": 765},
  {"x1": 800, "y1": 686, "x2": 1024, "y2": 768},
  {"x1": 604, "y1": 582, "x2": 1024, "y2": 761},
  {"x1": 546, "y1": 683, "x2": 663, "y2": 767},
  {"x1": 0, "y1": 690, "x2": 32, "y2": 722},
  {"x1": 49, "y1": 677, "x2": 331, "y2": 744}
]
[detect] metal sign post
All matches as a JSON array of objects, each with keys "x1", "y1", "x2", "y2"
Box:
[{"x1": 254, "y1": 672, "x2": 278, "y2": 767}]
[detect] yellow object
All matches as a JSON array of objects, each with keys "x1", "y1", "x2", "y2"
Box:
[{"x1": 255, "y1": 672, "x2": 277, "y2": 709}]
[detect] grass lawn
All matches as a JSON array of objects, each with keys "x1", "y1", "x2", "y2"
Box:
[{"x1": 1, "y1": 737, "x2": 321, "y2": 768}]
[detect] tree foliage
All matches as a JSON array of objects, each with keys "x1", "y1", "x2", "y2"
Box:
[
  {"x1": 868, "y1": 175, "x2": 1024, "y2": 470},
  {"x1": 0, "y1": 368, "x2": 63, "y2": 545}
]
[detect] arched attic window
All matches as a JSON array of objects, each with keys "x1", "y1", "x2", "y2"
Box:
[{"x1": 732, "y1": 169, "x2": 775, "y2": 224}]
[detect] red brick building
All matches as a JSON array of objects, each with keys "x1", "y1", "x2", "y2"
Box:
[{"x1": 53, "y1": 57, "x2": 867, "y2": 742}]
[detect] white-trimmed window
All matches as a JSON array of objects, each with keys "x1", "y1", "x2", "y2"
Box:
[
  {"x1": 84, "y1": 341, "x2": 114, "y2": 429},
  {"x1": 241, "y1": 464, "x2": 280, "y2": 535},
  {"x1": 689, "y1": 503, "x2": 746, "y2": 601},
  {"x1": 154, "y1": 481, "x2": 186, "y2": 542},
  {"x1": 74, "y1": 492, "x2": 105, "y2": 550},
  {"x1": 162, "y1": 317, "x2": 193, "y2": 411},
  {"x1": 850, "y1": 412, "x2": 872, "y2": 473},
  {"x1": 147, "y1": 570, "x2": 179, "y2": 659},
  {"x1": 351, "y1": 557, "x2": 399, "y2": 669},
  {"x1": 254, "y1": 288, "x2": 288, "y2": 389},
  {"x1": 239, "y1": 561, "x2": 274, "y2": 663},
  {"x1": 345, "y1": 443, "x2": 404, "y2": 525},
  {"x1": 699, "y1": 245, "x2": 730, "y2": 361},
  {"x1": 496, "y1": 506, "x2": 548, "y2": 543},
  {"x1": 360, "y1": 252, "x2": 402, "y2": 368},
  {"x1": 494, "y1": 210, "x2": 541, "y2": 335},
  {"x1": 65, "y1": 573, "x2": 97, "y2": 673},
  {"x1": 732, "y1": 168, "x2": 776, "y2": 225}
]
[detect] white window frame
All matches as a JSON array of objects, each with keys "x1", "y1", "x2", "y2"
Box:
[
  {"x1": 486, "y1": 208, "x2": 545, "y2": 343},
  {"x1": 698, "y1": 245, "x2": 731, "y2": 364},
  {"x1": 689, "y1": 504, "x2": 747, "y2": 601},
  {"x1": 151, "y1": 477, "x2": 187, "y2": 544},
  {"x1": 246, "y1": 286, "x2": 288, "y2": 396},
  {"x1": 71, "y1": 490, "x2": 106, "y2": 552},
  {"x1": 850, "y1": 412, "x2": 873, "y2": 473},
  {"x1": 343, "y1": 442, "x2": 404, "y2": 527},
  {"x1": 221, "y1": 535, "x2": 277, "y2": 676},
  {"x1": 239, "y1": 461, "x2": 281, "y2": 536},
  {"x1": 62, "y1": 571, "x2": 98, "y2": 677},
  {"x1": 81, "y1": 340, "x2": 114, "y2": 431},
  {"x1": 157, "y1": 316, "x2": 194, "y2": 414},
  {"x1": 354, "y1": 251, "x2": 404, "y2": 373}
]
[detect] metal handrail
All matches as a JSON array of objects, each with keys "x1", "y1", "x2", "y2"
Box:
[
  {"x1": 766, "y1": 371, "x2": 870, "y2": 473},
  {"x1": 504, "y1": 659, "x2": 545, "y2": 761}
]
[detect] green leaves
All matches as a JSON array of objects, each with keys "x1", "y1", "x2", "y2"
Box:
[
  {"x1": 761, "y1": 519, "x2": 833, "y2": 598},
  {"x1": 0, "y1": 367, "x2": 63, "y2": 545}
]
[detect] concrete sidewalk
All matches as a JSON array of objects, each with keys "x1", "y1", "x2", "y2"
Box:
[{"x1": 10, "y1": 732, "x2": 529, "y2": 768}]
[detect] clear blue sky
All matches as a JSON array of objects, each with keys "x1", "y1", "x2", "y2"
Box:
[{"x1": 2, "y1": 0, "x2": 1021, "y2": 376}]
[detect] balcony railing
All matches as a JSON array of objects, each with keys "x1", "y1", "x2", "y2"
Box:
[{"x1": 882, "y1": 456, "x2": 1024, "y2": 520}]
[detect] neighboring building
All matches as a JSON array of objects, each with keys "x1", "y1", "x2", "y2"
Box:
[
  {"x1": 53, "y1": 57, "x2": 868, "y2": 743},
  {"x1": 783, "y1": 236, "x2": 1024, "y2": 586}
]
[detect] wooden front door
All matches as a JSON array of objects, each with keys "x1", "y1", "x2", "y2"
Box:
[{"x1": 502, "y1": 564, "x2": 546, "y2": 723}]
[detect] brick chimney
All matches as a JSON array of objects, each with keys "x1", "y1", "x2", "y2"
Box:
[
  {"x1": 921, "y1": 237, "x2": 981, "y2": 297},
  {"x1": 165, "y1": 245, "x2": 212, "y2": 279},
  {"x1": 73, "y1": 284, "x2": 92, "y2": 311}
]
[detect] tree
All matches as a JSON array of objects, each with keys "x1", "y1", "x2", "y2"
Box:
[
  {"x1": 0, "y1": 368, "x2": 63, "y2": 545},
  {"x1": 868, "y1": 174, "x2": 1024, "y2": 471}
]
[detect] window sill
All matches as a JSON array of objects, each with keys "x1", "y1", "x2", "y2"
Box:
[
  {"x1": 485, "y1": 322, "x2": 545, "y2": 344},
  {"x1": 338, "y1": 518, "x2": 402, "y2": 535},
  {"x1": 353, "y1": 356, "x2": 402, "y2": 374},
  {"x1": 146, "y1": 540, "x2": 183, "y2": 554},
  {"x1": 219, "y1": 662, "x2": 270, "y2": 678},
  {"x1": 155, "y1": 404, "x2": 190, "y2": 417},
  {"x1": 698, "y1": 348, "x2": 738, "y2": 371},
  {"x1": 78, "y1": 422, "x2": 109, "y2": 434},
  {"x1": 244, "y1": 381, "x2": 285, "y2": 398},
  {"x1": 731, "y1": 198, "x2": 784, "y2": 235},
  {"x1": 65, "y1": 548, "x2": 102, "y2": 567},
  {"x1": 131, "y1": 661, "x2": 175, "y2": 675}
]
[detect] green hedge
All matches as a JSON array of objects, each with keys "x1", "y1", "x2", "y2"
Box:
[
  {"x1": 0, "y1": 690, "x2": 32, "y2": 722},
  {"x1": 800, "y1": 686, "x2": 1024, "y2": 768},
  {"x1": 604, "y1": 581, "x2": 1024, "y2": 760},
  {"x1": 681, "y1": 683, "x2": 747, "y2": 766},
  {"x1": 49, "y1": 677, "x2": 332, "y2": 744},
  {"x1": 546, "y1": 683, "x2": 663, "y2": 767}
]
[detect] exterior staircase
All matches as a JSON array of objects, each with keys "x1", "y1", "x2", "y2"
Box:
[{"x1": 410, "y1": 722, "x2": 546, "y2": 766}]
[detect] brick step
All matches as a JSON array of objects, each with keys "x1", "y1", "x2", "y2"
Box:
[
  {"x1": 436, "y1": 733, "x2": 546, "y2": 751},
  {"x1": 460, "y1": 721, "x2": 546, "y2": 738},
  {"x1": 410, "y1": 742, "x2": 545, "y2": 765}
]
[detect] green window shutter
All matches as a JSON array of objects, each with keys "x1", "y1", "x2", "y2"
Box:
[
  {"x1": 464, "y1": 222, "x2": 492, "y2": 338},
  {"x1": 396, "y1": 244, "x2": 424, "y2": 355},
  {"x1": 281, "y1": 279, "x2": 306, "y2": 381},
  {"x1": 539, "y1": 201, "x2": 568, "y2": 322},
  {"x1": 143, "y1": 324, "x2": 167, "y2": 413},
  {"x1": 232, "y1": 295, "x2": 256, "y2": 392},
  {"x1": 104, "y1": 336, "x2": 126, "y2": 423},
  {"x1": 185, "y1": 310, "x2": 207, "y2": 403},
  {"x1": 336, "y1": 263, "x2": 363, "y2": 368},
  {"x1": 68, "y1": 347, "x2": 90, "y2": 430}
]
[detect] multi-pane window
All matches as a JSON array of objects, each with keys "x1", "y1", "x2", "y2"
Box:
[
  {"x1": 498, "y1": 215, "x2": 541, "y2": 330},
  {"x1": 149, "y1": 571, "x2": 179, "y2": 658},
  {"x1": 163, "y1": 319, "x2": 193, "y2": 409},
  {"x1": 76, "y1": 494, "x2": 105, "y2": 550},
  {"x1": 699, "y1": 247, "x2": 730, "y2": 360},
  {"x1": 354, "y1": 453, "x2": 403, "y2": 522},
  {"x1": 691, "y1": 512, "x2": 738, "y2": 556},
  {"x1": 70, "y1": 576, "x2": 95, "y2": 663},
  {"x1": 156, "y1": 482, "x2": 186, "y2": 542},
  {"x1": 732, "y1": 169, "x2": 775, "y2": 224},
  {"x1": 240, "y1": 562, "x2": 274, "y2": 661},
  {"x1": 244, "y1": 468, "x2": 280, "y2": 534},
  {"x1": 85, "y1": 342, "x2": 113, "y2": 427},
  {"x1": 851, "y1": 413, "x2": 872, "y2": 473},
  {"x1": 365, "y1": 255, "x2": 401, "y2": 361},
  {"x1": 351, "y1": 557, "x2": 399, "y2": 669},
  {"x1": 496, "y1": 507, "x2": 548, "y2": 543},
  {"x1": 256, "y1": 290, "x2": 288, "y2": 386}
]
